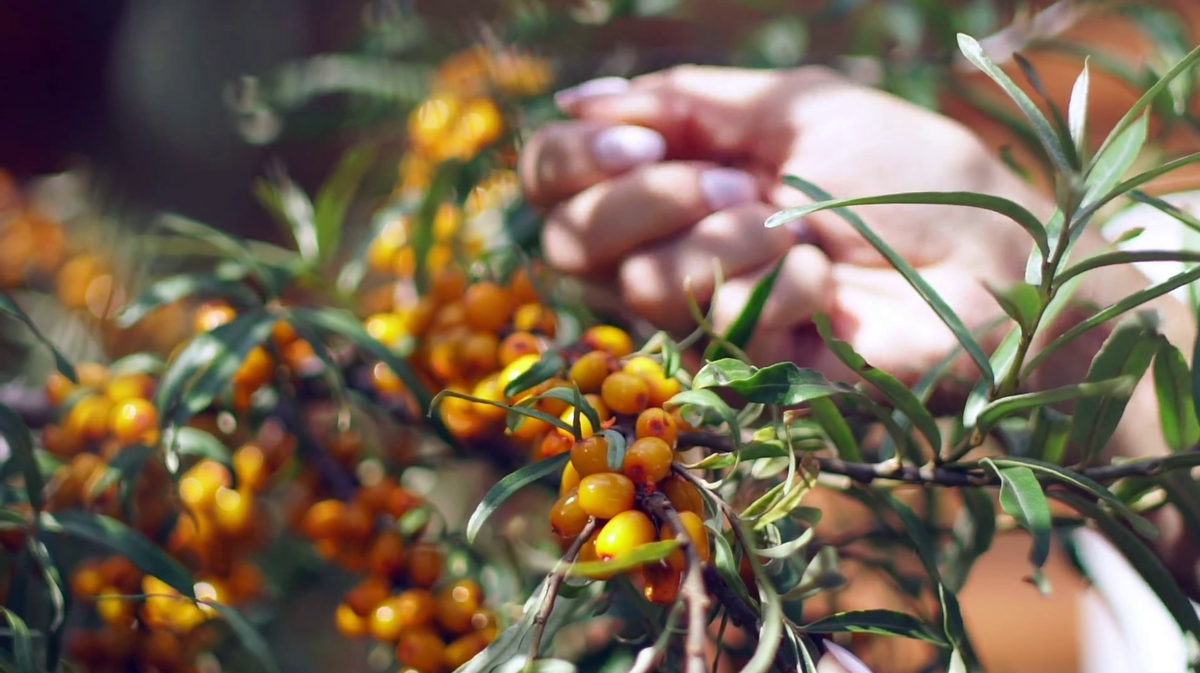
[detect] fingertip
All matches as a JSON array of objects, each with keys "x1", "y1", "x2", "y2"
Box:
[
  {"x1": 554, "y1": 76, "x2": 631, "y2": 113},
  {"x1": 592, "y1": 125, "x2": 667, "y2": 172}
]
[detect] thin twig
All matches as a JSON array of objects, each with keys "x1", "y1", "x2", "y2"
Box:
[
  {"x1": 644, "y1": 492, "x2": 710, "y2": 673},
  {"x1": 528, "y1": 517, "x2": 597, "y2": 667}
]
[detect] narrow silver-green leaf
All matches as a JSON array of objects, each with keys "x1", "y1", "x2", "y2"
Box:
[
  {"x1": 803, "y1": 609, "x2": 948, "y2": 646},
  {"x1": 809, "y1": 398, "x2": 861, "y2": 462},
  {"x1": 692, "y1": 359, "x2": 857, "y2": 406},
  {"x1": 984, "y1": 460, "x2": 1052, "y2": 568},
  {"x1": 1068, "y1": 60, "x2": 1091, "y2": 161},
  {"x1": 0, "y1": 607, "x2": 35, "y2": 673},
  {"x1": 466, "y1": 453, "x2": 570, "y2": 544},
  {"x1": 1056, "y1": 249, "x2": 1200, "y2": 286},
  {"x1": 1082, "y1": 113, "x2": 1148, "y2": 210},
  {"x1": 983, "y1": 281, "x2": 1042, "y2": 335},
  {"x1": 116, "y1": 273, "x2": 260, "y2": 329},
  {"x1": 707, "y1": 255, "x2": 786, "y2": 361},
  {"x1": 975, "y1": 376, "x2": 1134, "y2": 432},
  {"x1": 1153, "y1": 339, "x2": 1200, "y2": 452},
  {"x1": 0, "y1": 293, "x2": 76, "y2": 382},
  {"x1": 206, "y1": 602, "x2": 282, "y2": 673},
  {"x1": 314, "y1": 145, "x2": 377, "y2": 265},
  {"x1": 0, "y1": 405, "x2": 44, "y2": 511}
]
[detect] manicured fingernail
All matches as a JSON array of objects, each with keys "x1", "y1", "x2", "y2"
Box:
[
  {"x1": 554, "y1": 76, "x2": 630, "y2": 109},
  {"x1": 824, "y1": 642, "x2": 875, "y2": 673},
  {"x1": 592, "y1": 125, "x2": 667, "y2": 171},
  {"x1": 700, "y1": 168, "x2": 758, "y2": 211}
]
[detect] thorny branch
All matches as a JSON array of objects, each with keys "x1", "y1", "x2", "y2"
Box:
[
  {"x1": 644, "y1": 492, "x2": 710, "y2": 673},
  {"x1": 528, "y1": 516, "x2": 597, "y2": 666}
]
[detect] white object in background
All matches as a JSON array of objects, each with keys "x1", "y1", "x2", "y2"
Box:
[{"x1": 1100, "y1": 190, "x2": 1200, "y2": 302}]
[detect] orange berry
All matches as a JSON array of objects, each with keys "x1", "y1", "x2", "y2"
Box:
[
  {"x1": 340, "y1": 501, "x2": 376, "y2": 545},
  {"x1": 336, "y1": 602, "x2": 368, "y2": 638},
  {"x1": 644, "y1": 375, "x2": 683, "y2": 408},
  {"x1": 108, "y1": 398, "x2": 159, "y2": 445},
  {"x1": 568, "y1": 351, "x2": 611, "y2": 394},
  {"x1": 577, "y1": 473, "x2": 636, "y2": 519},
  {"x1": 623, "y1": 356, "x2": 663, "y2": 378},
  {"x1": 368, "y1": 531, "x2": 408, "y2": 577},
  {"x1": 512, "y1": 303, "x2": 556, "y2": 336},
  {"x1": 106, "y1": 373, "x2": 155, "y2": 402},
  {"x1": 367, "y1": 225, "x2": 405, "y2": 274},
  {"x1": 496, "y1": 353, "x2": 542, "y2": 393},
  {"x1": 70, "y1": 561, "x2": 105, "y2": 600},
  {"x1": 667, "y1": 511, "x2": 712, "y2": 563},
  {"x1": 138, "y1": 628, "x2": 183, "y2": 670},
  {"x1": 433, "y1": 203, "x2": 463, "y2": 241},
  {"x1": 642, "y1": 562, "x2": 682, "y2": 604},
  {"x1": 300, "y1": 499, "x2": 346, "y2": 540},
  {"x1": 458, "y1": 331, "x2": 500, "y2": 380},
  {"x1": 660, "y1": 476, "x2": 704, "y2": 516},
  {"x1": 463, "y1": 282, "x2": 514, "y2": 333},
  {"x1": 395, "y1": 628, "x2": 446, "y2": 673},
  {"x1": 600, "y1": 372, "x2": 650, "y2": 416},
  {"x1": 194, "y1": 301, "x2": 237, "y2": 333},
  {"x1": 213, "y1": 486, "x2": 255, "y2": 535},
  {"x1": 560, "y1": 461, "x2": 582, "y2": 496},
  {"x1": 509, "y1": 265, "x2": 542, "y2": 304},
  {"x1": 594, "y1": 510, "x2": 656, "y2": 561},
  {"x1": 386, "y1": 486, "x2": 423, "y2": 520},
  {"x1": 635, "y1": 408, "x2": 679, "y2": 448},
  {"x1": 233, "y1": 347, "x2": 274, "y2": 388},
  {"x1": 370, "y1": 362, "x2": 408, "y2": 397},
  {"x1": 42, "y1": 423, "x2": 84, "y2": 457},
  {"x1": 365, "y1": 313, "x2": 408, "y2": 350},
  {"x1": 283, "y1": 338, "x2": 319, "y2": 372},
  {"x1": 406, "y1": 544, "x2": 443, "y2": 589},
  {"x1": 96, "y1": 586, "x2": 135, "y2": 625},
  {"x1": 233, "y1": 443, "x2": 269, "y2": 492},
  {"x1": 405, "y1": 297, "x2": 438, "y2": 337},
  {"x1": 431, "y1": 266, "x2": 468, "y2": 303},
  {"x1": 622, "y1": 437, "x2": 673, "y2": 485},
  {"x1": 497, "y1": 331, "x2": 541, "y2": 367},
  {"x1": 570, "y1": 435, "x2": 612, "y2": 477},
  {"x1": 444, "y1": 631, "x2": 491, "y2": 669},
  {"x1": 585, "y1": 394, "x2": 611, "y2": 421},
  {"x1": 66, "y1": 394, "x2": 114, "y2": 443},
  {"x1": 576, "y1": 530, "x2": 618, "y2": 580},
  {"x1": 549, "y1": 490, "x2": 589, "y2": 539},
  {"x1": 75, "y1": 362, "x2": 110, "y2": 390},
  {"x1": 56, "y1": 255, "x2": 107, "y2": 310},
  {"x1": 345, "y1": 575, "x2": 391, "y2": 617},
  {"x1": 394, "y1": 246, "x2": 417, "y2": 277},
  {"x1": 435, "y1": 580, "x2": 483, "y2": 635},
  {"x1": 582, "y1": 325, "x2": 634, "y2": 358},
  {"x1": 538, "y1": 431, "x2": 573, "y2": 459},
  {"x1": 45, "y1": 371, "x2": 76, "y2": 407},
  {"x1": 272, "y1": 319, "x2": 298, "y2": 347},
  {"x1": 228, "y1": 560, "x2": 265, "y2": 602}
]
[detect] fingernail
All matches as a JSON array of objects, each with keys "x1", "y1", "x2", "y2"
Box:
[
  {"x1": 593, "y1": 125, "x2": 667, "y2": 171},
  {"x1": 700, "y1": 168, "x2": 758, "y2": 211},
  {"x1": 554, "y1": 76, "x2": 630, "y2": 109},
  {"x1": 823, "y1": 642, "x2": 875, "y2": 673}
]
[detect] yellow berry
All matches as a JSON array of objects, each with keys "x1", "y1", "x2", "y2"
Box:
[
  {"x1": 594, "y1": 510, "x2": 656, "y2": 561},
  {"x1": 577, "y1": 473, "x2": 636, "y2": 519}
]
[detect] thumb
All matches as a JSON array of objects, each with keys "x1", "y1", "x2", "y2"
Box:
[{"x1": 554, "y1": 66, "x2": 791, "y2": 159}]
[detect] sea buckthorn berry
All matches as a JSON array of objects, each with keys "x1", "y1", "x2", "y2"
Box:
[
  {"x1": 577, "y1": 473, "x2": 636, "y2": 519},
  {"x1": 444, "y1": 631, "x2": 490, "y2": 669},
  {"x1": 549, "y1": 490, "x2": 589, "y2": 539},
  {"x1": 386, "y1": 486, "x2": 422, "y2": 520},
  {"x1": 233, "y1": 347, "x2": 274, "y2": 388},
  {"x1": 622, "y1": 437, "x2": 674, "y2": 485},
  {"x1": 42, "y1": 424, "x2": 84, "y2": 457},
  {"x1": 410, "y1": 92, "x2": 462, "y2": 147},
  {"x1": 372, "y1": 362, "x2": 408, "y2": 397},
  {"x1": 108, "y1": 398, "x2": 159, "y2": 445},
  {"x1": 644, "y1": 562, "x2": 683, "y2": 605},
  {"x1": 458, "y1": 331, "x2": 500, "y2": 379},
  {"x1": 668, "y1": 511, "x2": 712, "y2": 563},
  {"x1": 568, "y1": 351, "x2": 610, "y2": 394},
  {"x1": 228, "y1": 560, "x2": 265, "y2": 602},
  {"x1": 584, "y1": 394, "x2": 612, "y2": 422},
  {"x1": 283, "y1": 339, "x2": 319, "y2": 372},
  {"x1": 106, "y1": 373, "x2": 155, "y2": 402},
  {"x1": 512, "y1": 303, "x2": 556, "y2": 336},
  {"x1": 635, "y1": 408, "x2": 679, "y2": 448},
  {"x1": 340, "y1": 501, "x2": 376, "y2": 545},
  {"x1": 535, "y1": 431, "x2": 570, "y2": 460},
  {"x1": 600, "y1": 372, "x2": 650, "y2": 416},
  {"x1": 429, "y1": 243, "x2": 455, "y2": 272},
  {"x1": 365, "y1": 313, "x2": 408, "y2": 349},
  {"x1": 406, "y1": 543, "x2": 443, "y2": 589},
  {"x1": 560, "y1": 461, "x2": 581, "y2": 496},
  {"x1": 660, "y1": 476, "x2": 705, "y2": 517},
  {"x1": 576, "y1": 530, "x2": 618, "y2": 580},
  {"x1": 463, "y1": 282, "x2": 514, "y2": 333},
  {"x1": 509, "y1": 265, "x2": 541, "y2": 304},
  {"x1": 405, "y1": 297, "x2": 438, "y2": 337},
  {"x1": 213, "y1": 487, "x2": 255, "y2": 535},
  {"x1": 345, "y1": 575, "x2": 391, "y2": 617},
  {"x1": 595, "y1": 510, "x2": 657, "y2": 561},
  {"x1": 498, "y1": 331, "x2": 541, "y2": 367},
  {"x1": 233, "y1": 444, "x2": 269, "y2": 492},
  {"x1": 497, "y1": 353, "x2": 542, "y2": 393},
  {"x1": 367, "y1": 226, "x2": 404, "y2": 274},
  {"x1": 71, "y1": 560, "x2": 105, "y2": 600},
  {"x1": 67, "y1": 394, "x2": 114, "y2": 443},
  {"x1": 96, "y1": 586, "x2": 135, "y2": 625},
  {"x1": 436, "y1": 579, "x2": 483, "y2": 635},
  {"x1": 45, "y1": 371, "x2": 76, "y2": 406},
  {"x1": 301, "y1": 499, "x2": 346, "y2": 540},
  {"x1": 392, "y1": 589, "x2": 438, "y2": 630},
  {"x1": 557, "y1": 406, "x2": 595, "y2": 441},
  {"x1": 623, "y1": 356, "x2": 663, "y2": 377},
  {"x1": 138, "y1": 628, "x2": 183, "y2": 671},
  {"x1": 272, "y1": 319, "x2": 298, "y2": 347},
  {"x1": 194, "y1": 301, "x2": 237, "y2": 333},
  {"x1": 368, "y1": 531, "x2": 408, "y2": 577},
  {"x1": 670, "y1": 407, "x2": 696, "y2": 433},
  {"x1": 336, "y1": 602, "x2": 368, "y2": 639},
  {"x1": 394, "y1": 246, "x2": 417, "y2": 277},
  {"x1": 179, "y1": 460, "x2": 231, "y2": 513},
  {"x1": 580, "y1": 325, "x2": 631, "y2": 357},
  {"x1": 645, "y1": 375, "x2": 683, "y2": 408},
  {"x1": 431, "y1": 266, "x2": 467, "y2": 303},
  {"x1": 395, "y1": 628, "x2": 446, "y2": 673},
  {"x1": 570, "y1": 435, "x2": 611, "y2": 477},
  {"x1": 76, "y1": 362, "x2": 110, "y2": 390}
]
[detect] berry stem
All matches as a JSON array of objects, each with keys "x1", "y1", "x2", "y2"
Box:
[
  {"x1": 644, "y1": 492, "x2": 709, "y2": 673},
  {"x1": 527, "y1": 516, "x2": 596, "y2": 669}
]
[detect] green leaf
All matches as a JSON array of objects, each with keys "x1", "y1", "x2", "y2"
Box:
[
  {"x1": 510, "y1": 387, "x2": 597, "y2": 437},
  {"x1": 692, "y1": 359, "x2": 856, "y2": 406},
  {"x1": 1068, "y1": 60, "x2": 1091, "y2": 161},
  {"x1": 504, "y1": 352, "x2": 565, "y2": 398},
  {"x1": 173, "y1": 314, "x2": 278, "y2": 426},
  {"x1": 601, "y1": 429, "x2": 627, "y2": 472},
  {"x1": 155, "y1": 312, "x2": 268, "y2": 425},
  {"x1": 779, "y1": 176, "x2": 994, "y2": 386},
  {"x1": 1027, "y1": 407, "x2": 1071, "y2": 465},
  {"x1": 205, "y1": 602, "x2": 281, "y2": 673},
  {"x1": 1067, "y1": 313, "x2": 1159, "y2": 464},
  {"x1": 1153, "y1": 339, "x2": 1200, "y2": 452},
  {"x1": 156, "y1": 214, "x2": 281, "y2": 296},
  {"x1": 1079, "y1": 149, "x2": 1200, "y2": 227},
  {"x1": 563, "y1": 539, "x2": 681, "y2": 578},
  {"x1": 813, "y1": 314, "x2": 941, "y2": 455},
  {"x1": 985, "y1": 456, "x2": 1157, "y2": 539},
  {"x1": 1011, "y1": 53, "x2": 1078, "y2": 169},
  {"x1": 1128, "y1": 191, "x2": 1200, "y2": 235},
  {"x1": 664, "y1": 389, "x2": 740, "y2": 444},
  {"x1": 291, "y1": 306, "x2": 431, "y2": 411},
  {"x1": 39, "y1": 510, "x2": 195, "y2": 598},
  {"x1": 1055, "y1": 491, "x2": 1200, "y2": 654},
  {"x1": 0, "y1": 405, "x2": 44, "y2": 511},
  {"x1": 956, "y1": 34, "x2": 1072, "y2": 174},
  {"x1": 1090, "y1": 41, "x2": 1200, "y2": 172},
  {"x1": 803, "y1": 609, "x2": 948, "y2": 646},
  {"x1": 1082, "y1": 113, "x2": 1148, "y2": 210},
  {"x1": 466, "y1": 453, "x2": 570, "y2": 544},
  {"x1": 706, "y1": 255, "x2": 785, "y2": 361},
  {"x1": 754, "y1": 507, "x2": 822, "y2": 558},
  {"x1": 116, "y1": 273, "x2": 260, "y2": 329},
  {"x1": 975, "y1": 376, "x2": 1135, "y2": 432},
  {"x1": 109, "y1": 353, "x2": 168, "y2": 377},
  {"x1": 412, "y1": 162, "x2": 461, "y2": 294},
  {"x1": 766, "y1": 190, "x2": 1049, "y2": 260},
  {"x1": 0, "y1": 293, "x2": 76, "y2": 382},
  {"x1": 314, "y1": 145, "x2": 376, "y2": 265},
  {"x1": 809, "y1": 398, "x2": 861, "y2": 462},
  {"x1": 943, "y1": 488, "x2": 996, "y2": 592},
  {"x1": 89, "y1": 445, "x2": 155, "y2": 511},
  {"x1": 984, "y1": 460, "x2": 1052, "y2": 569},
  {"x1": 739, "y1": 541, "x2": 784, "y2": 673},
  {"x1": 984, "y1": 281, "x2": 1042, "y2": 335},
  {"x1": 1056, "y1": 249, "x2": 1200, "y2": 286},
  {"x1": 0, "y1": 607, "x2": 35, "y2": 673},
  {"x1": 254, "y1": 171, "x2": 319, "y2": 265},
  {"x1": 1026, "y1": 268, "x2": 1200, "y2": 377}
]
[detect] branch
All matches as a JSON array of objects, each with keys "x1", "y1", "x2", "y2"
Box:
[
  {"x1": 528, "y1": 517, "x2": 597, "y2": 666},
  {"x1": 644, "y1": 492, "x2": 709, "y2": 673}
]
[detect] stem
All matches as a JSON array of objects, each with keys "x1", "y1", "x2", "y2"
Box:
[
  {"x1": 527, "y1": 517, "x2": 597, "y2": 667},
  {"x1": 645, "y1": 492, "x2": 709, "y2": 673}
]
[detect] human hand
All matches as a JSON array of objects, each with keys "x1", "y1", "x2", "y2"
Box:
[{"x1": 520, "y1": 66, "x2": 1055, "y2": 389}]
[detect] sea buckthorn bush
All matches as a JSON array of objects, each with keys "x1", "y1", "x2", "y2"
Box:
[{"x1": 4, "y1": 3, "x2": 1200, "y2": 673}]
